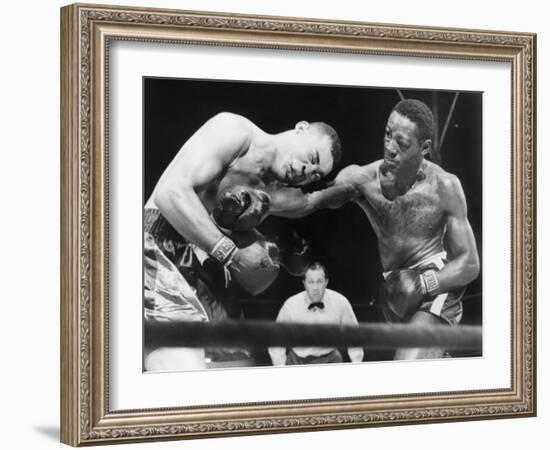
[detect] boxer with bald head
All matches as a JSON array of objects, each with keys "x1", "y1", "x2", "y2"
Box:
[
  {"x1": 278, "y1": 99, "x2": 480, "y2": 360},
  {"x1": 144, "y1": 112, "x2": 341, "y2": 371}
]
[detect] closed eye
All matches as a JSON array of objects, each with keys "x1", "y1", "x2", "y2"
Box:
[
  {"x1": 311, "y1": 151, "x2": 320, "y2": 165},
  {"x1": 397, "y1": 139, "x2": 410, "y2": 150}
]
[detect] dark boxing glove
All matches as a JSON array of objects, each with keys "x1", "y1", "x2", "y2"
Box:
[
  {"x1": 382, "y1": 269, "x2": 440, "y2": 320},
  {"x1": 274, "y1": 228, "x2": 312, "y2": 277},
  {"x1": 212, "y1": 186, "x2": 271, "y2": 231}
]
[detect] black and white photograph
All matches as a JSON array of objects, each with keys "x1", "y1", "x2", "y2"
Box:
[
  {"x1": 54, "y1": 1, "x2": 537, "y2": 447},
  {"x1": 142, "y1": 77, "x2": 483, "y2": 372}
]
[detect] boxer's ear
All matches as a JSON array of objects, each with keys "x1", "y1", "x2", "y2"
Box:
[
  {"x1": 420, "y1": 139, "x2": 432, "y2": 156},
  {"x1": 295, "y1": 121, "x2": 310, "y2": 132}
]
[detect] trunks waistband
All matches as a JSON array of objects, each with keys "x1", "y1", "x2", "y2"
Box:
[
  {"x1": 144, "y1": 208, "x2": 186, "y2": 244},
  {"x1": 383, "y1": 251, "x2": 447, "y2": 279}
]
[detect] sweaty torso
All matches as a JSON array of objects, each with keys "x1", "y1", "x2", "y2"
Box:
[{"x1": 353, "y1": 161, "x2": 447, "y2": 271}]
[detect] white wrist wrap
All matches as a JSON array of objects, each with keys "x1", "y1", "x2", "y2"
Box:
[
  {"x1": 210, "y1": 236, "x2": 237, "y2": 265},
  {"x1": 421, "y1": 269, "x2": 440, "y2": 296}
]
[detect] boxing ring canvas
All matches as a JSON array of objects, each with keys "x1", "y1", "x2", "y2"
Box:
[{"x1": 60, "y1": 3, "x2": 536, "y2": 446}]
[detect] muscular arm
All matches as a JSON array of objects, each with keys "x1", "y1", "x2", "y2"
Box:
[
  {"x1": 268, "y1": 165, "x2": 363, "y2": 218},
  {"x1": 154, "y1": 113, "x2": 249, "y2": 252},
  {"x1": 436, "y1": 174, "x2": 480, "y2": 293}
]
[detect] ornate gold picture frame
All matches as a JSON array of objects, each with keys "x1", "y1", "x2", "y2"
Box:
[{"x1": 60, "y1": 3, "x2": 536, "y2": 446}]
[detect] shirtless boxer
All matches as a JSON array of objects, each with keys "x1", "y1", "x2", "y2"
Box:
[
  {"x1": 144, "y1": 112, "x2": 341, "y2": 371},
  {"x1": 277, "y1": 99, "x2": 480, "y2": 360}
]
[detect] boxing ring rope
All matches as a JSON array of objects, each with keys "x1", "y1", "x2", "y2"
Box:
[{"x1": 145, "y1": 320, "x2": 482, "y2": 350}]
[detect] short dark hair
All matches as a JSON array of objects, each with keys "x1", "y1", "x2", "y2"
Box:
[
  {"x1": 303, "y1": 261, "x2": 328, "y2": 280},
  {"x1": 392, "y1": 99, "x2": 435, "y2": 143},
  {"x1": 311, "y1": 122, "x2": 342, "y2": 166}
]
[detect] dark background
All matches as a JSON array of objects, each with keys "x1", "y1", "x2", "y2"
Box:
[{"x1": 144, "y1": 77, "x2": 483, "y2": 358}]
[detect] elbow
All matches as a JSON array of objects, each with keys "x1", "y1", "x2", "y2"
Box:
[
  {"x1": 153, "y1": 182, "x2": 173, "y2": 215},
  {"x1": 154, "y1": 179, "x2": 192, "y2": 217},
  {"x1": 464, "y1": 253, "x2": 480, "y2": 284},
  {"x1": 305, "y1": 193, "x2": 319, "y2": 214}
]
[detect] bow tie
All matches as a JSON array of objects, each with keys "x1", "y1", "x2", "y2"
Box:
[{"x1": 308, "y1": 302, "x2": 325, "y2": 310}]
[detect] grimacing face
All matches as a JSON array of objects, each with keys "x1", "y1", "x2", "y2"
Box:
[
  {"x1": 303, "y1": 268, "x2": 328, "y2": 303},
  {"x1": 382, "y1": 111, "x2": 430, "y2": 174},
  {"x1": 280, "y1": 129, "x2": 334, "y2": 186}
]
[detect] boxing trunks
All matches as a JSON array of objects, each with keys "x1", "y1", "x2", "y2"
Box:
[
  {"x1": 144, "y1": 208, "x2": 208, "y2": 323},
  {"x1": 144, "y1": 208, "x2": 253, "y2": 363}
]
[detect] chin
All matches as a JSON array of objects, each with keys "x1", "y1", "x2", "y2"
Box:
[{"x1": 285, "y1": 177, "x2": 303, "y2": 187}]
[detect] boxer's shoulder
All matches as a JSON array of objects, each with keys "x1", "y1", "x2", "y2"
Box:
[
  {"x1": 365, "y1": 161, "x2": 382, "y2": 179},
  {"x1": 425, "y1": 161, "x2": 453, "y2": 184},
  {"x1": 424, "y1": 162, "x2": 466, "y2": 213},
  {"x1": 335, "y1": 163, "x2": 373, "y2": 185},
  {"x1": 208, "y1": 111, "x2": 249, "y2": 127},
  {"x1": 358, "y1": 161, "x2": 383, "y2": 190},
  {"x1": 202, "y1": 112, "x2": 257, "y2": 142},
  {"x1": 428, "y1": 163, "x2": 463, "y2": 197}
]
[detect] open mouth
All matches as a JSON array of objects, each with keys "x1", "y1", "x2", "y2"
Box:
[
  {"x1": 383, "y1": 158, "x2": 398, "y2": 169},
  {"x1": 286, "y1": 162, "x2": 307, "y2": 185}
]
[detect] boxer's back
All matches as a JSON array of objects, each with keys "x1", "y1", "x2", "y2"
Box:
[{"x1": 146, "y1": 112, "x2": 270, "y2": 211}]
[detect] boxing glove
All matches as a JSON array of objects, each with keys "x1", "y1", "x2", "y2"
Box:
[
  {"x1": 275, "y1": 228, "x2": 312, "y2": 277},
  {"x1": 230, "y1": 239, "x2": 281, "y2": 295},
  {"x1": 212, "y1": 186, "x2": 271, "y2": 231},
  {"x1": 382, "y1": 269, "x2": 439, "y2": 320}
]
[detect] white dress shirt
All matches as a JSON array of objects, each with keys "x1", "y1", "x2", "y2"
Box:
[{"x1": 268, "y1": 288, "x2": 364, "y2": 365}]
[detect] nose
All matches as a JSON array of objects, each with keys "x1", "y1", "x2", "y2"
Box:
[
  {"x1": 385, "y1": 139, "x2": 398, "y2": 158},
  {"x1": 385, "y1": 144, "x2": 398, "y2": 159},
  {"x1": 301, "y1": 163, "x2": 315, "y2": 179}
]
